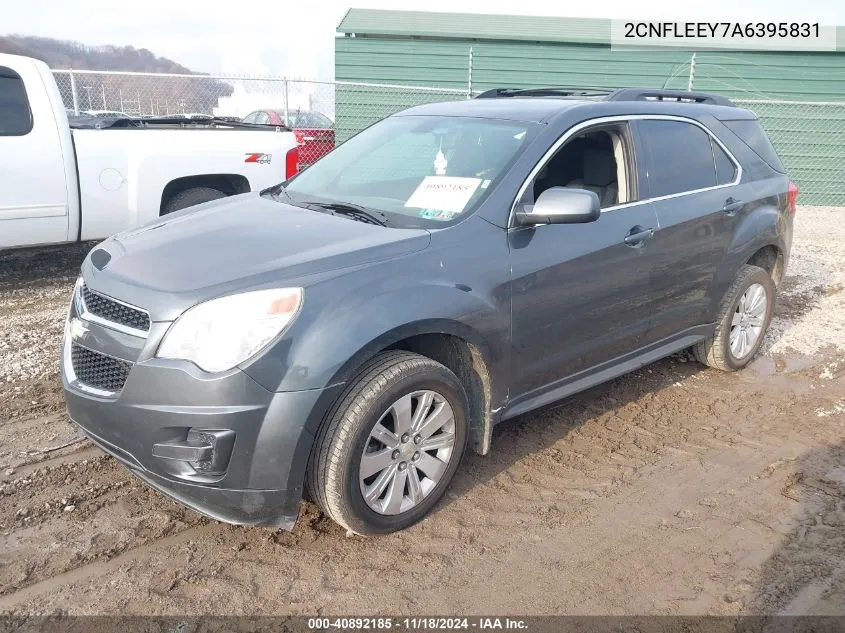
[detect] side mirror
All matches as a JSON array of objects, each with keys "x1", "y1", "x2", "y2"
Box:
[{"x1": 514, "y1": 187, "x2": 601, "y2": 226}]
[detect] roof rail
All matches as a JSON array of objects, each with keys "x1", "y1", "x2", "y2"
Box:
[
  {"x1": 475, "y1": 86, "x2": 615, "y2": 99},
  {"x1": 607, "y1": 88, "x2": 735, "y2": 107}
]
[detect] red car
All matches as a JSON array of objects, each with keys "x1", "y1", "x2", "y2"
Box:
[{"x1": 241, "y1": 110, "x2": 335, "y2": 166}]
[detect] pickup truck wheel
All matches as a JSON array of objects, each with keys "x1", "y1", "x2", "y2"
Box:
[
  {"x1": 693, "y1": 264, "x2": 775, "y2": 371},
  {"x1": 162, "y1": 186, "x2": 227, "y2": 214},
  {"x1": 307, "y1": 351, "x2": 468, "y2": 535}
]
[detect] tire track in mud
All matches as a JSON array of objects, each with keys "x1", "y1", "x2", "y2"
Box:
[
  {"x1": 0, "y1": 523, "x2": 219, "y2": 611},
  {"x1": 11, "y1": 446, "x2": 101, "y2": 479},
  {"x1": 1, "y1": 356, "x2": 843, "y2": 615},
  {"x1": 0, "y1": 452, "x2": 210, "y2": 599}
]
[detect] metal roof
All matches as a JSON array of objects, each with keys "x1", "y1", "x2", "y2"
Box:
[
  {"x1": 337, "y1": 9, "x2": 609, "y2": 45},
  {"x1": 338, "y1": 9, "x2": 845, "y2": 51}
]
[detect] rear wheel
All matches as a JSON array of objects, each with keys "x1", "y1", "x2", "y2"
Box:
[
  {"x1": 693, "y1": 264, "x2": 775, "y2": 371},
  {"x1": 307, "y1": 351, "x2": 468, "y2": 535},
  {"x1": 162, "y1": 186, "x2": 227, "y2": 214}
]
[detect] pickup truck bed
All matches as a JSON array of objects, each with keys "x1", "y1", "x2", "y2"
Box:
[{"x1": 1, "y1": 53, "x2": 299, "y2": 250}]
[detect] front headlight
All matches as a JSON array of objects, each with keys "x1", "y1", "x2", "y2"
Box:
[{"x1": 157, "y1": 287, "x2": 303, "y2": 373}]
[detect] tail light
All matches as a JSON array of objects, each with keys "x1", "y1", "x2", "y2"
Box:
[
  {"x1": 786, "y1": 182, "x2": 799, "y2": 215},
  {"x1": 293, "y1": 130, "x2": 306, "y2": 146},
  {"x1": 285, "y1": 147, "x2": 299, "y2": 179}
]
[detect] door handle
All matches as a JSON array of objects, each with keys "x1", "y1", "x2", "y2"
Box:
[
  {"x1": 624, "y1": 226, "x2": 655, "y2": 247},
  {"x1": 723, "y1": 197, "x2": 742, "y2": 216}
]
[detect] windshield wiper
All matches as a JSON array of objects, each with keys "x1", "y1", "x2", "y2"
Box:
[
  {"x1": 268, "y1": 185, "x2": 295, "y2": 204},
  {"x1": 306, "y1": 202, "x2": 391, "y2": 227}
]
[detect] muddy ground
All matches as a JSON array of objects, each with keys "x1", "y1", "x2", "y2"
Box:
[{"x1": 1, "y1": 207, "x2": 843, "y2": 616}]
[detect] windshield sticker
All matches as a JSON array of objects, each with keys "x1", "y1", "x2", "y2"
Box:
[
  {"x1": 480, "y1": 179, "x2": 491, "y2": 189},
  {"x1": 405, "y1": 176, "x2": 482, "y2": 213},
  {"x1": 417, "y1": 208, "x2": 460, "y2": 221}
]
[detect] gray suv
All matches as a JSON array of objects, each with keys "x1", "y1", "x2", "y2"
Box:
[{"x1": 61, "y1": 88, "x2": 796, "y2": 535}]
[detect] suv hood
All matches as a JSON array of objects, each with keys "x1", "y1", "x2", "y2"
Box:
[{"x1": 82, "y1": 193, "x2": 430, "y2": 321}]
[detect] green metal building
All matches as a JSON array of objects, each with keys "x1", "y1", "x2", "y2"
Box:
[{"x1": 335, "y1": 9, "x2": 845, "y2": 205}]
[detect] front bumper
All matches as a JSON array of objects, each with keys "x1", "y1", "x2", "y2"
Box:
[
  {"x1": 77, "y1": 423, "x2": 298, "y2": 528},
  {"x1": 60, "y1": 290, "x2": 343, "y2": 529}
]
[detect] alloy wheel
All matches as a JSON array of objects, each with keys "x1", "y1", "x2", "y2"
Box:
[
  {"x1": 359, "y1": 390, "x2": 456, "y2": 515},
  {"x1": 730, "y1": 282, "x2": 767, "y2": 359}
]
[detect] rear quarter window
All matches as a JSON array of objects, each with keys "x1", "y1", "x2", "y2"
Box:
[
  {"x1": 722, "y1": 119, "x2": 785, "y2": 173},
  {"x1": 0, "y1": 67, "x2": 33, "y2": 136}
]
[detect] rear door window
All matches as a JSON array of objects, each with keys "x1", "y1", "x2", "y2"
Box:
[
  {"x1": 638, "y1": 120, "x2": 717, "y2": 198},
  {"x1": 0, "y1": 67, "x2": 33, "y2": 136}
]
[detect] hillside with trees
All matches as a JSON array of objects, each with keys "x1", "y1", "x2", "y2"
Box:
[
  {"x1": 0, "y1": 35, "x2": 232, "y2": 115},
  {"x1": 0, "y1": 35, "x2": 195, "y2": 73}
]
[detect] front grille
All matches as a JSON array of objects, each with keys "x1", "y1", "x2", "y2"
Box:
[
  {"x1": 70, "y1": 344, "x2": 132, "y2": 393},
  {"x1": 81, "y1": 284, "x2": 150, "y2": 332}
]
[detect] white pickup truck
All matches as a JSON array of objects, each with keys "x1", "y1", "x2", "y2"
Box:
[{"x1": 0, "y1": 54, "x2": 299, "y2": 250}]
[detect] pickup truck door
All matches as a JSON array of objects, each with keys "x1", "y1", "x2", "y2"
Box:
[{"x1": 0, "y1": 60, "x2": 73, "y2": 249}]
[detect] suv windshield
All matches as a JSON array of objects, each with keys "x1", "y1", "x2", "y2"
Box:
[{"x1": 280, "y1": 115, "x2": 536, "y2": 227}]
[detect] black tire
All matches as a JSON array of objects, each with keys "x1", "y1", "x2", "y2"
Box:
[
  {"x1": 693, "y1": 264, "x2": 776, "y2": 371},
  {"x1": 307, "y1": 351, "x2": 469, "y2": 535},
  {"x1": 162, "y1": 186, "x2": 227, "y2": 214}
]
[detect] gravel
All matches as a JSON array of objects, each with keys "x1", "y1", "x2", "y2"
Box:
[
  {"x1": 0, "y1": 243, "x2": 92, "y2": 384},
  {"x1": 764, "y1": 206, "x2": 845, "y2": 357}
]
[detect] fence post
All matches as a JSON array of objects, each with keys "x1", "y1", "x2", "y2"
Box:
[
  {"x1": 284, "y1": 79, "x2": 289, "y2": 125},
  {"x1": 688, "y1": 52, "x2": 696, "y2": 92},
  {"x1": 467, "y1": 47, "x2": 473, "y2": 99},
  {"x1": 69, "y1": 71, "x2": 79, "y2": 114}
]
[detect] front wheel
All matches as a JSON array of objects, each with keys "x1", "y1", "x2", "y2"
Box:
[
  {"x1": 307, "y1": 351, "x2": 468, "y2": 535},
  {"x1": 694, "y1": 264, "x2": 776, "y2": 371}
]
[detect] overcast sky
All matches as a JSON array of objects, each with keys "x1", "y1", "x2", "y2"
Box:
[{"x1": 4, "y1": 0, "x2": 840, "y2": 79}]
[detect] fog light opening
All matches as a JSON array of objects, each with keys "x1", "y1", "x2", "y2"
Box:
[{"x1": 187, "y1": 429, "x2": 236, "y2": 475}]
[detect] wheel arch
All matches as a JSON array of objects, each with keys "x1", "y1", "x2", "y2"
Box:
[
  {"x1": 710, "y1": 202, "x2": 789, "y2": 316},
  {"x1": 324, "y1": 320, "x2": 499, "y2": 456},
  {"x1": 745, "y1": 244, "x2": 785, "y2": 287},
  {"x1": 159, "y1": 174, "x2": 250, "y2": 214}
]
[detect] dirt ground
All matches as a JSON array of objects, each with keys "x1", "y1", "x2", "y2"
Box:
[{"x1": 1, "y1": 207, "x2": 844, "y2": 616}]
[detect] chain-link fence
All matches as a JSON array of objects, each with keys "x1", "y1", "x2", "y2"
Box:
[
  {"x1": 51, "y1": 70, "x2": 845, "y2": 205},
  {"x1": 734, "y1": 99, "x2": 845, "y2": 206},
  {"x1": 51, "y1": 70, "x2": 469, "y2": 165}
]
